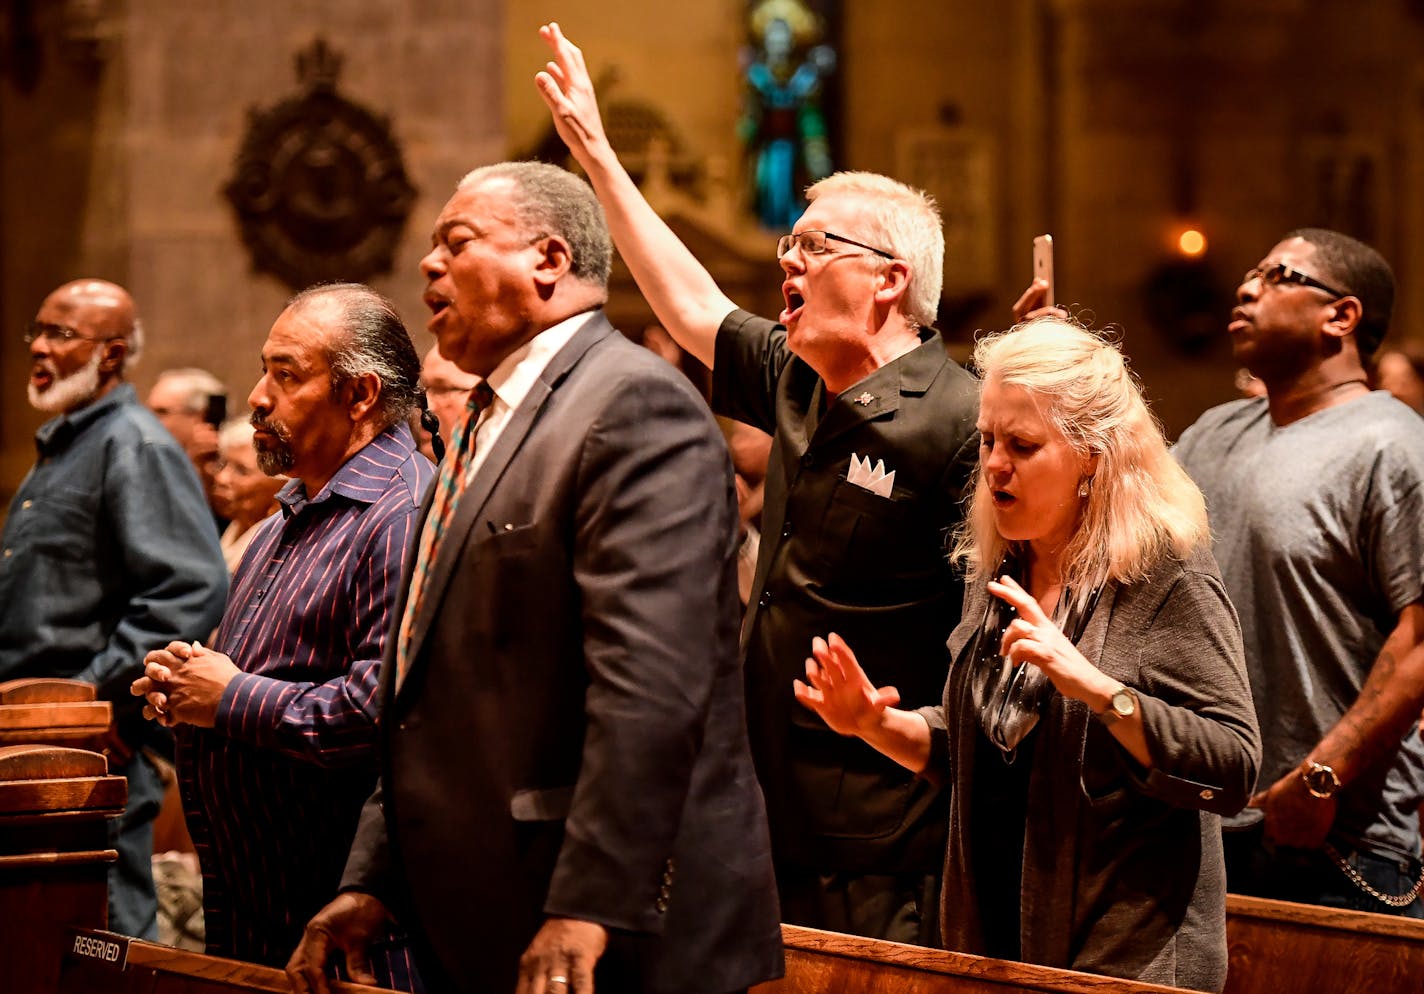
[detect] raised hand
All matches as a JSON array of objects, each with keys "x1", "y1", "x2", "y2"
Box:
[
  {"x1": 1011, "y1": 279, "x2": 1070, "y2": 324},
  {"x1": 794, "y1": 633, "x2": 901, "y2": 738},
  {"x1": 535, "y1": 22, "x2": 610, "y2": 170},
  {"x1": 988, "y1": 576, "x2": 1113, "y2": 705}
]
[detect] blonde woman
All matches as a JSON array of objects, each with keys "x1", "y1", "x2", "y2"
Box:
[{"x1": 795, "y1": 318, "x2": 1261, "y2": 991}]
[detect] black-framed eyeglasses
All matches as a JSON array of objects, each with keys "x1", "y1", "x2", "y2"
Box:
[
  {"x1": 777, "y1": 230, "x2": 896, "y2": 261},
  {"x1": 1243, "y1": 263, "x2": 1349, "y2": 299},
  {"x1": 21, "y1": 321, "x2": 115, "y2": 346}
]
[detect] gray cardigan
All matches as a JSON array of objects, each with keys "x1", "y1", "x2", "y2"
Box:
[{"x1": 920, "y1": 546, "x2": 1261, "y2": 992}]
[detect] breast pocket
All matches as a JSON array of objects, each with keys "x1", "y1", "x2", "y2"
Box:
[
  {"x1": 814, "y1": 476, "x2": 913, "y2": 578},
  {"x1": 472, "y1": 523, "x2": 561, "y2": 646},
  {"x1": 9, "y1": 491, "x2": 97, "y2": 563}
]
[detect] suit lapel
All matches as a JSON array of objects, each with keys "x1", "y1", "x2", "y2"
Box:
[{"x1": 396, "y1": 314, "x2": 614, "y2": 690}]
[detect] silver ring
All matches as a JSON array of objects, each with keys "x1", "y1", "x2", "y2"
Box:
[{"x1": 547, "y1": 978, "x2": 569, "y2": 987}]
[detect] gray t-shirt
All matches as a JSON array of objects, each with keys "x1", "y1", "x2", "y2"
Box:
[{"x1": 1175, "y1": 391, "x2": 1424, "y2": 860}]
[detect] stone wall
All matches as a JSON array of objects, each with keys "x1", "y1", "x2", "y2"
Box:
[
  {"x1": 5, "y1": 0, "x2": 1424, "y2": 500},
  {"x1": 0, "y1": 0, "x2": 504, "y2": 494}
]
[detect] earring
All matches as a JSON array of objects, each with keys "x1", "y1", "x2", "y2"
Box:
[{"x1": 1077, "y1": 478, "x2": 1091, "y2": 498}]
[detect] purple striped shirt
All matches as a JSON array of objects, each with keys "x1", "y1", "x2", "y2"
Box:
[{"x1": 176, "y1": 423, "x2": 433, "y2": 975}]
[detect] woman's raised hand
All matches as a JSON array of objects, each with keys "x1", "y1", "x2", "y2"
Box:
[{"x1": 794, "y1": 633, "x2": 901, "y2": 739}]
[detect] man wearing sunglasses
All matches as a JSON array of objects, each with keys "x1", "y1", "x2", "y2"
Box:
[
  {"x1": 1175, "y1": 229, "x2": 1424, "y2": 917},
  {"x1": 537, "y1": 24, "x2": 979, "y2": 944},
  {"x1": 0, "y1": 279, "x2": 228, "y2": 937}
]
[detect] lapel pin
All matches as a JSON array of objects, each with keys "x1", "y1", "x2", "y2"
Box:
[{"x1": 854, "y1": 392, "x2": 875, "y2": 406}]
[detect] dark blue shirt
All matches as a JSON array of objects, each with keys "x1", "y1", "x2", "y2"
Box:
[
  {"x1": 0, "y1": 383, "x2": 228, "y2": 739},
  {"x1": 177, "y1": 422, "x2": 433, "y2": 973}
]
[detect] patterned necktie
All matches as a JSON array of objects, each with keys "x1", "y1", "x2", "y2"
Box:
[{"x1": 395, "y1": 381, "x2": 495, "y2": 687}]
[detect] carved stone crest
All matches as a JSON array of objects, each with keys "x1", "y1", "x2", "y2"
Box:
[{"x1": 225, "y1": 38, "x2": 416, "y2": 290}]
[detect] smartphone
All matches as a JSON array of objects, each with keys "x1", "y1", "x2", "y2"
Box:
[
  {"x1": 1032, "y1": 234, "x2": 1055, "y2": 307},
  {"x1": 203, "y1": 393, "x2": 228, "y2": 428}
]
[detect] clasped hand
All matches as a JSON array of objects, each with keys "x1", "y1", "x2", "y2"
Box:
[{"x1": 130, "y1": 639, "x2": 240, "y2": 728}]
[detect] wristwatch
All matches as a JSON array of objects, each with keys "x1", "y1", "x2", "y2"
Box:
[
  {"x1": 1096, "y1": 686, "x2": 1138, "y2": 724},
  {"x1": 1301, "y1": 761, "x2": 1342, "y2": 799}
]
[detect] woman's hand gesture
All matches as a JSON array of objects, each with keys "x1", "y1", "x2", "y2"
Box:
[
  {"x1": 988, "y1": 575, "x2": 1116, "y2": 706},
  {"x1": 793, "y1": 633, "x2": 901, "y2": 739}
]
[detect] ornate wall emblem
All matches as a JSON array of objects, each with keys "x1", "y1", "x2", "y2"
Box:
[{"x1": 225, "y1": 38, "x2": 416, "y2": 290}]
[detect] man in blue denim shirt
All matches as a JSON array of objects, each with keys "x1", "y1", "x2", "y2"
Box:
[{"x1": 0, "y1": 278, "x2": 228, "y2": 937}]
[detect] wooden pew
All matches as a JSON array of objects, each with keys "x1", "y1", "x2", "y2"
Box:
[
  {"x1": 55, "y1": 926, "x2": 399, "y2": 994},
  {"x1": 0, "y1": 677, "x2": 113, "y2": 750},
  {"x1": 753, "y1": 898, "x2": 1424, "y2": 994},
  {"x1": 1224, "y1": 893, "x2": 1424, "y2": 994},
  {"x1": 751, "y1": 925, "x2": 1193, "y2": 993},
  {"x1": 0, "y1": 744, "x2": 127, "y2": 994}
]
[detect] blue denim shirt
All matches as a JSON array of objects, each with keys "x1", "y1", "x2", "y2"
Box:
[{"x1": 0, "y1": 383, "x2": 228, "y2": 738}]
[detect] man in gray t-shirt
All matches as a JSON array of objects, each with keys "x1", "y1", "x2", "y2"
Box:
[{"x1": 1176, "y1": 227, "x2": 1424, "y2": 917}]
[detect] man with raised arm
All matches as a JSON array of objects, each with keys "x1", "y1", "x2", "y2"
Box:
[{"x1": 537, "y1": 23, "x2": 979, "y2": 943}]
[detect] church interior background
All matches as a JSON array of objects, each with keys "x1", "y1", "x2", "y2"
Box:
[{"x1": 2, "y1": 0, "x2": 1423, "y2": 508}]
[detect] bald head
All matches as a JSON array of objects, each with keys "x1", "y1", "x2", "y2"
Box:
[
  {"x1": 28, "y1": 278, "x2": 141, "y2": 414},
  {"x1": 46, "y1": 280, "x2": 137, "y2": 345}
]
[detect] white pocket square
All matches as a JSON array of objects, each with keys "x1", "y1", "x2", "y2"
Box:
[{"x1": 847, "y1": 452, "x2": 896, "y2": 498}]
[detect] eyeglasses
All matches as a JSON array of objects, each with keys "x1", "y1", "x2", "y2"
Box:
[
  {"x1": 776, "y1": 230, "x2": 896, "y2": 261},
  {"x1": 21, "y1": 321, "x2": 116, "y2": 346},
  {"x1": 1242, "y1": 263, "x2": 1349, "y2": 299}
]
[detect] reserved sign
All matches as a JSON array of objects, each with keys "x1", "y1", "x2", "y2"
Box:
[{"x1": 66, "y1": 928, "x2": 130, "y2": 969}]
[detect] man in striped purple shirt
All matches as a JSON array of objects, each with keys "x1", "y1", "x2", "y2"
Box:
[{"x1": 132, "y1": 284, "x2": 436, "y2": 983}]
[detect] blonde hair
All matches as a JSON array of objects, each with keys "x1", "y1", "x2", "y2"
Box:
[
  {"x1": 804, "y1": 171, "x2": 943, "y2": 329},
  {"x1": 952, "y1": 317, "x2": 1208, "y2": 590}
]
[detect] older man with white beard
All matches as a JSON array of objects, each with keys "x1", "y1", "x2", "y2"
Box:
[{"x1": 0, "y1": 278, "x2": 228, "y2": 938}]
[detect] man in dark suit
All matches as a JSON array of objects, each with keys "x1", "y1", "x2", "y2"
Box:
[
  {"x1": 286, "y1": 161, "x2": 783, "y2": 994},
  {"x1": 537, "y1": 24, "x2": 979, "y2": 942}
]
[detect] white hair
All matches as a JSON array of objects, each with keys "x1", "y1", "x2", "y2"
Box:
[{"x1": 805, "y1": 171, "x2": 944, "y2": 329}]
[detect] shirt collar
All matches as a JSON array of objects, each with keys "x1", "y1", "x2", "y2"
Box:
[
  {"x1": 34, "y1": 383, "x2": 136, "y2": 456},
  {"x1": 277, "y1": 420, "x2": 419, "y2": 517},
  {"x1": 481, "y1": 310, "x2": 599, "y2": 412}
]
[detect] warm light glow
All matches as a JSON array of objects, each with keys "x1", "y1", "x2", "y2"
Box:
[{"x1": 1177, "y1": 228, "x2": 1207, "y2": 257}]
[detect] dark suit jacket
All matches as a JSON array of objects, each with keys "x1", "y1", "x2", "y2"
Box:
[{"x1": 341, "y1": 313, "x2": 783, "y2": 994}]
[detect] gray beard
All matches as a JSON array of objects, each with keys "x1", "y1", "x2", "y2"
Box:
[
  {"x1": 28, "y1": 349, "x2": 103, "y2": 414},
  {"x1": 250, "y1": 417, "x2": 297, "y2": 477},
  {"x1": 254, "y1": 443, "x2": 295, "y2": 477}
]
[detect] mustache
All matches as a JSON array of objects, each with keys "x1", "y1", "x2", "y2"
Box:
[{"x1": 249, "y1": 411, "x2": 292, "y2": 441}]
